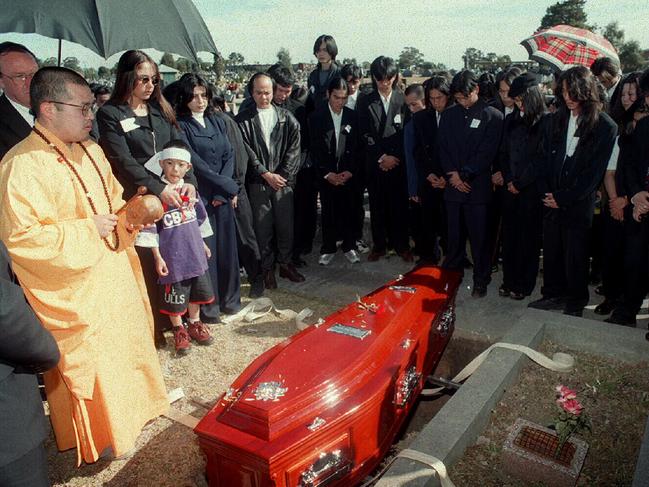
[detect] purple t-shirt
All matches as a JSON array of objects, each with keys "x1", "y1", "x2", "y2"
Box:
[{"x1": 144, "y1": 197, "x2": 210, "y2": 285}]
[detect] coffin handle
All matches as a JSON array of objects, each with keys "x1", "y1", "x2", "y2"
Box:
[{"x1": 298, "y1": 449, "x2": 351, "y2": 487}]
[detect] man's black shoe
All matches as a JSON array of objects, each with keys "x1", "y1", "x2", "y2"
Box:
[
  {"x1": 279, "y1": 264, "x2": 305, "y2": 282},
  {"x1": 510, "y1": 291, "x2": 525, "y2": 300},
  {"x1": 604, "y1": 314, "x2": 636, "y2": 327},
  {"x1": 594, "y1": 299, "x2": 615, "y2": 315},
  {"x1": 292, "y1": 256, "x2": 307, "y2": 268},
  {"x1": 249, "y1": 277, "x2": 265, "y2": 298},
  {"x1": 498, "y1": 285, "x2": 510, "y2": 297},
  {"x1": 528, "y1": 296, "x2": 565, "y2": 310},
  {"x1": 471, "y1": 285, "x2": 487, "y2": 298},
  {"x1": 264, "y1": 269, "x2": 277, "y2": 289}
]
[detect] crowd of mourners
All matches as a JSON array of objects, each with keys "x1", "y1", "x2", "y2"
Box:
[{"x1": 0, "y1": 33, "x2": 648, "y2": 485}]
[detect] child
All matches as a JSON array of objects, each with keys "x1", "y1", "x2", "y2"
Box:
[{"x1": 142, "y1": 140, "x2": 215, "y2": 355}]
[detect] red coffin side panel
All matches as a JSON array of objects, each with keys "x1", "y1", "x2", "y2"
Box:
[{"x1": 195, "y1": 265, "x2": 461, "y2": 487}]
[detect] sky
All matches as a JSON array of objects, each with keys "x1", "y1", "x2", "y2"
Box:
[{"x1": 0, "y1": 0, "x2": 646, "y2": 70}]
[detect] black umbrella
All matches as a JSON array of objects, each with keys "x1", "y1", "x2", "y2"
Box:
[{"x1": 0, "y1": 0, "x2": 217, "y2": 64}]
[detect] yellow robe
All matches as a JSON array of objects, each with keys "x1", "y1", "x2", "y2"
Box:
[{"x1": 0, "y1": 122, "x2": 169, "y2": 465}]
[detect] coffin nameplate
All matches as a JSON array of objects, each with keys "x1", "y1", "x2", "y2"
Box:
[{"x1": 327, "y1": 324, "x2": 371, "y2": 340}]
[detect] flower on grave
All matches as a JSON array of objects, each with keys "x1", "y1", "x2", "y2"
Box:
[{"x1": 553, "y1": 384, "x2": 591, "y2": 457}]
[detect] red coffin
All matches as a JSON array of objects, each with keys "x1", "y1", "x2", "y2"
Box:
[{"x1": 195, "y1": 265, "x2": 462, "y2": 487}]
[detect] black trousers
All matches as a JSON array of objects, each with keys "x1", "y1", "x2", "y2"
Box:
[
  {"x1": 201, "y1": 201, "x2": 241, "y2": 321},
  {"x1": 501, "y1": 189, "x2": 542, "y2": 295},
  {"x1": 487, "y1": 185, "x2": 504, "y2": 266},
  {"x1": 443, "y1": 201, "x2": 491, "y2": 287},
  {"x1": 351, "y1": 160, "x2": 367, "y2": 242},
  {"x1": 600, "y1": 207, "x2": 626, "y2": 301},
  {"x1": 366, "y1": 167, "x2": 409, "y2": 253},
  {"x1": 612, "y1": 217, "x2": 649, "y2": 321},
  {"x1": 136, "y1": 245, "x2": 168, "y2": 333},
  {"x1": 248, "y1": 183, "x2": 294, "y2": 270},
  {"x1": 0, "y1": 443, "x2": 49, "y2": 487},
  {"x1": 234, "y1": 188, "x2": 262, "y2": 284},
  {"x1": 541, "y1": 214, "x2": 590, "y2": 311},
  {"x1": 293, "y1": 166, "x2": 318, "y2": 256},
  {"x1": 320, "y1": 182, "x2": 355, "y2": 254},
  {"x1": 415, "y1": 185, "x2": 445, "y2": 262}
]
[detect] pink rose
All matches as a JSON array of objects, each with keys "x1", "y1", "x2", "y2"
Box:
[
  {"x1": 555, "y1": 385, "x2": 577, "y2": 400},
  {"x1": 561, "y1": 398, "x2": 583, "y2": 416}
]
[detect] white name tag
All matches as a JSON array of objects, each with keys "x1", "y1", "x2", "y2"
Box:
[
  {"x1": 394, "y1": 114, "x2": 401, "y2": 124},
  {"x1": 120, "y1": 117, "x2": 139, "y2": 133},
  {"x1": 470, "y1": 118, "x2": 481, "y2": 128}
]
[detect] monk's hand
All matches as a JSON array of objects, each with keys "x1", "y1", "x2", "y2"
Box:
[
  {"x1": 160, "y1": 186, "x2": 183, "y2": 208},
  {"x1": 492, "y1": 171, "x2": 504, "y2": 186},
  {"x1": 543, "y1": 192, "x2": 559, "y2": 209},
  {"x1": 93, "y1": 214, "x2": 118, "y2": 237}
]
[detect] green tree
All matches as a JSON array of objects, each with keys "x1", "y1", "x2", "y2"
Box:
[
  {"x1": 539, "y1": 0, "x2": 589, "y2": 30},
  {"x1": 462, "y1": 47, "x2": 484, "y2": 70},
  {"x1": 361, "y1": 61, "x2": 371, "y2": 71},
  {"x1": 277, "y1": 47, "x2": 292, "y2": 69},
  {"x1": 602, "y1": 21, "x2": 625, "y2": 51},
  {"x1": 97, "y1": 66, "x2": 111, "y2": 79},
  {"x1": 398, "y1": 46, "x2": 425, "y2": 69},
  {"x1": 83, "y1": 67, "x2": 98, "y2": 81},
  {"x1": 62, "y1": 56, "x2": 81, "y2": 72},
  {"x1": 175, "y1": 58, "x2": 197, "y2": 73},
  {"x1": 619, "y1": 40, "x2": 646, "y2": 71},
  {"x1": 160, "y1": 52, "x2": 175, "y2": 68},
  {"x1": 341, "y1": 57, "x2": 358, "y2": 66},
  {"x1": 227, "y1": 52, "x2": 244, "y2": 66},
  {"x1": 41, "y1": 57, "x2": 58, "y2": 67},
  {"x1": 212, "y1": 52, "x2": 225, "y2": 81}
]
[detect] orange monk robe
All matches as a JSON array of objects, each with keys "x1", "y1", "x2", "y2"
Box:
[{"x1": 0, "y1": 122, "x2": 169, "y2": 465}]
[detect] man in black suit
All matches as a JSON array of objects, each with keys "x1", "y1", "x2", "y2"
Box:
[
  {"x1": 0, "y1": 42, "x2": 38, "y2": 159},
  {"x1": 439, "y1": 70, "x2": 504, "y2": 297},
  {"x1": 0, "y1": 241, "x2": 60, "y2": 486},
  {"x1": 236, "y1": 73, "x2": 304, "y2": 287},
  {"x1": 358, "y1": 56, "x2": 411, "y2": 262},
  {"x1": 590, "y1": 57, "x2": 622, "y2": 110},
  {"x1": 309, "y1": 77, "x2": 360, "y2": 265},
  {"x1": 529, "y1": 66, "x2": 617, "y2": 317}
]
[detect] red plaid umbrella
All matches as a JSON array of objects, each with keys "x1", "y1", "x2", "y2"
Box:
[{"x1": 521, "y1": 24, "x2": 619, "y2": 72}]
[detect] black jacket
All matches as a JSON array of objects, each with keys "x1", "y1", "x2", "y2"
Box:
[
  {"x1": 539, "y1": 109, "x2": 617, "y2": 225},
  {"x1": 357, "y1": 89, "x2": 408, "y2": 170},
  {"x1": 438, "y1": 99, "x2": 504, "y2": 204},
  {"x1": 178, "y1": 113, "x2": 239, "y2": 204},
  {"x1": 96, "y1": 101, "x2": 197, "y2": 199},
  {"x1": 307, "y1": 62, "x2": 341, "y2": 113},
  {"x1": 308, "y1": 105, "x2": 358, "y2": 180},
  {"x1": 500, "y1": 113, "x2": 548, "y2": 192},
  {"x1": 411, "y1": 109, "x2": 443, "y2": 187},
  {"x1": 235, "y1": 105, "x2": 301, "y2": 186},
  {"x1": 622, "y1": 115, "x2": 649, "y2": 198},
  {"x1": 215, "y1": 112, "x2": 255, "y2": 190},
  {"x1": 0, "y1": 94, "x2": 31, "y2": 160},
  {"x1": 0, "y1": 242, "x2": 60, "y2": 467}
]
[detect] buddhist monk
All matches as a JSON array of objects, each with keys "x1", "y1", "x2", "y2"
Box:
[{"x1": 0, "y1": 66, "x2": 169, "y2": 465}]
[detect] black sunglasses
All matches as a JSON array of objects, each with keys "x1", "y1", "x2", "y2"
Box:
[{"x1": 136, "y1": 75, "x2": 160, "y2": 86}]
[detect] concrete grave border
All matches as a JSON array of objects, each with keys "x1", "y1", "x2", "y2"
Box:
[{"x1": 376, "y1": 308, "x2": 649, "y2": 487}]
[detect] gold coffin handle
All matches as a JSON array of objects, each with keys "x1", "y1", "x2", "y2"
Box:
[{"x1": 298, "y1": 449, "x2": 352, "y2": 487}]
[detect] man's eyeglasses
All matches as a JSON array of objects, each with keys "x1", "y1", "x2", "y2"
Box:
[
  {"x1": 47, "y1": 100, "x2": 96, "y2": 117},
  {"x1": 0, "y1": 71, "x2": 37, "y2": 83},
  {"x1": 136, "y1": 75, "x2": 160, "y2": 86}
]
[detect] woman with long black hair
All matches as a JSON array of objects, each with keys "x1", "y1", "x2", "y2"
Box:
[
  {"x1": 97, "y1": 50, "x2": 197, "y2": 347},
  {"x1": 499, "y1": 73, "x2": 547, "y2": 299},
  {"x1": 529, "y1": 66, "x2": 617, "y2": 317},
  {"x1": 175, "y1": 74, "x2": 242, "y2": 318}
]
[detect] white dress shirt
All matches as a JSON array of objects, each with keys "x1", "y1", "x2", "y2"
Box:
[
  {"x1": 346, "y1": 91, "x2": 358, "y2": 110},
  {"x1": 329, "y1": 105, "x2": 343, "y2": 151},
  {"x1": 565, "y1": 112, "x2": 579, "y2": 158},
  {"x1": 380, "y1": 91, "x2": 392, "y2": 116},
  {"x1": 8, "y1": 96, "x2": 34, "y2": 127}
]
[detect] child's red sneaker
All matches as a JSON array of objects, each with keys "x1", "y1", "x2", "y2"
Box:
[
  {"x1": 173, "y1": 325, "x2": 191, "y2": 355},
  {"x1": 187, "y1": 321, "x2": 213, "y2": 345}
]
